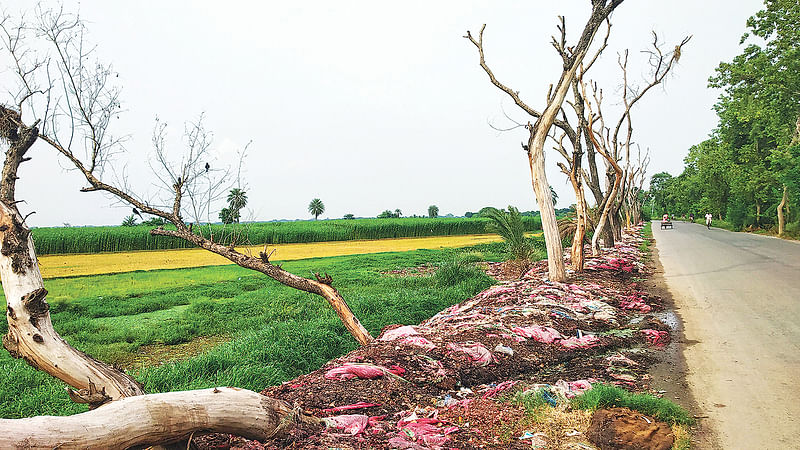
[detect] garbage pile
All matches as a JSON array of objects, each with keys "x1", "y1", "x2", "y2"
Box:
[{"x1": 251, "y1": 225, "x2": 672, "y2": 449}]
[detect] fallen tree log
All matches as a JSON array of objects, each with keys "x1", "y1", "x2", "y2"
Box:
[{"x1": 0, "y1": 387, "x2": 322, "y2": 449}]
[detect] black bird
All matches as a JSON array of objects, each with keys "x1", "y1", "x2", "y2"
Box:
[
  {"x1": 177, "y1": 177, "x2": 182, "y2": 185},
  {"x1": 205, "y1": 162, "x2": 210, "y2": 173},
  {"x1": 132, "y1": 208, "x2": 142, "y2": 219}
]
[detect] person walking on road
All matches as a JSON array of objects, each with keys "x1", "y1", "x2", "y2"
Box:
[{"x1": 705, "y1": 213, "x2": 713, "y2": 229}]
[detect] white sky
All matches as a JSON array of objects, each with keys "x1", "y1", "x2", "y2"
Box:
[{"x1": 7, "y1": 0, "x2": 763, "y2": 226}]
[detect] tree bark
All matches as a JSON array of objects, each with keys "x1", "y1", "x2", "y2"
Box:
[
  {"x1": 0, "y1": 387, "x2": 322, "y2": 449},
  {"x1": 1, "y1": 117, "x2": 145, "y2": 405},
  {"x1": 778, "y1": 184, "x2": 787, "y2": 236},
  {"x1": 570, "y1": 176, "x2": 588, "y2": 272}
]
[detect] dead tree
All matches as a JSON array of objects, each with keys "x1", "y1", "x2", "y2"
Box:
[
  {"x1": 551, "y1": 21, "x2": 611, "y2": 273},
  {"x1": 466, "y1": 0, "x2": 624, "y2": 282},
  {"x1": 0, "y1": 7, "x2": 368, "y2": 445},
  {"x1": 581, "y1": 34, "x2": 691, "y2": 252}
]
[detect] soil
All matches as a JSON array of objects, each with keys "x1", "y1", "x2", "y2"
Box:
[
  {"x1": 192, "y1": 227, "x2": 684, "y2": 449},
  {"x1": 586, "y1": 407, "x2": 674, "y2": 450}
]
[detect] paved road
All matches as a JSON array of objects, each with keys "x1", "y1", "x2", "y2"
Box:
[{"x1": 653, "y1": 221, "x2": 800, "y2": 449}]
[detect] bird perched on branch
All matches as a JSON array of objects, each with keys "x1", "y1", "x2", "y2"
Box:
[
  {"x1": 205, "y1": 162, "x2": 210, "y2": 173},
  {"x1": 132, "y1": 208, "x2": 142, "y2": 219}
]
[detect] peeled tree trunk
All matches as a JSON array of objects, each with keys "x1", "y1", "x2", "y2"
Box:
[
  {"x1": 0, "y1": 207, "x2": 144, "y2": 404},
  {"x1": 571, "y1": 183, "x2": 588, "y2": 272},
  {"x1": 0, "y1": 117, "x2": 144, "y2": 405},
  {"x1": 778, "y1": 184, "x2": 787, "y2": 236},
  {"x1": 0, "y1": 387, "x2": 323, "y2": 449}
]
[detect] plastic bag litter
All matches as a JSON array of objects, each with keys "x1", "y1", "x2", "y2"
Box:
[
  {"x1": 379, "y1": 325, "x2": 419, "y2": 341},
  {"x1": 493, "y1": 343, "x2": 514, "y2": 356},
  {"x1": 606, "y1": 353, "x2": 638, "y2": 367},
  {"x1": 392, "y1": 416, "x2": 459, "y2": 449},
  {"x1": 325, "y1": 363, "x2": 406, "y2": 380},
  {"x1": 323, "y1": 402, "x2": 381, "y2": 413},
  {"x1": 325, "y1": 414, "x2": 369, "y2": 435},
  {"x1": 480, "y1": 380, "x2": 518, "y2": 399},
  {"x1": 398, "y1": 335, "x2": 436, "y2": 351},
  {"x1": 619, "y1": 295, "x2": 652, "y2": 313},
  {"x1": 559, "y1": 335, "x2": 600, "y2": 349},
  {"x1": 512, "y1": 325, "x2": 563, "y2": 343},
  {"x1": 447, "y1": 342, "x2": 496, "y2": 366},
  {"x1": 641, "y1": 329, "x2": 669, "y2": 346}
]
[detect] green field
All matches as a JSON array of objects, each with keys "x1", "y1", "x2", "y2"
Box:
[
  {"x1": 31, "y1": 216, "x2": 542, "y2": 255},
  {"x1": 0, "y1": 241, "x2": 522, "y2": 419}
]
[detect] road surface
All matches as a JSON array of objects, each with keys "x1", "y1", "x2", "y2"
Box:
[{"x1": 653, "y1": 221, "x2": 800, "y2": 449}]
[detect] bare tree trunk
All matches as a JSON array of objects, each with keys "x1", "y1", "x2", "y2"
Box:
[
  {"x1": 756, "y1": 200, "x2": 761, "y2": 227},
  {"x1": 1, "y1": 118, "x2": 144, "y2": 405},
  {"x1": 0, "y1": 387, "x2": 322, "y2": 449},
  {"x1": 778, "y1": 184, "x2": 787, "y2": 236},
  {"x1": 528, "y1": 128, "x2": 567, "y2": 282},
  {"x1": 571, "y1": 178, "x2": 588, "y2": 272}
]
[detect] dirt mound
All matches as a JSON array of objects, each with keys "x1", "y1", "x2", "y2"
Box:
[{"x1": 586, "y1": 407, "x2": 674, "y2": 450}]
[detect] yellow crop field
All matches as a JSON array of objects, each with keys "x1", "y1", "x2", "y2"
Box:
[{"x1": 37, "y1": 233, "x2": 516, "y2": 279}]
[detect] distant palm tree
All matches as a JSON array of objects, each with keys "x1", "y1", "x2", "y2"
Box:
[
  {"x1": 121, "y1": 215, "x2": 138, "y2": 227},
  {"x1": 226, "y1": 188, "x2": 248, "y2": 223},
  {"x1": 308, "y1": 198, "x2": 325, "y2": 220},
  {"x1": 428, "y1": 205, "x2": 439, "y2": 218},
  {"x1": 549, "y1": 185, "x2": 558, "y2": 206},
  {"x1": 394, "y1": 209, "x2": 402, "y2": 218}
]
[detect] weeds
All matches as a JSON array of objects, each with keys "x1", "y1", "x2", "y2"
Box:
[{"x1": 570, "y1": 384, "x2": 694, "y2": 426}]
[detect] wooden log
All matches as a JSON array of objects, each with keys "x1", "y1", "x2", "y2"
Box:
[{"x1": 0, "y1": 387, "x2": 323, "y2": 449}]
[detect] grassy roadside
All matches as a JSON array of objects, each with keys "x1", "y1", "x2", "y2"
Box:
[{"x1": 0, "y1": 243, "x2": 508, "y2": 419}]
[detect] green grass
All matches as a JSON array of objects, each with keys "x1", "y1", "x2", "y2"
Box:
[
  {"x1": 570, "y1": 384, "x2": 694, "y2": 426},
  {"x1": 31, "y1": 216, "x2": 543, "y2": 255},
  {"x1": 0, "y1": 245, "x2": 500, "y2": 418}
]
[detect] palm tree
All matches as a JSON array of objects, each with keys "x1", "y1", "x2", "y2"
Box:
[
  {"x1": 428, "y1": 205, "x2": 439, "y2": 218},
  {"x1": 308, "y1": 198, "x2": 325, "y2": 220},
  {"x1": 483, "y1": 206, "x2": 534, "y2": 261},
  {"x1": 549, "y1": 185, "x2": 558, "y2": 206},
  {"x1": 226, "y1": 188, "x2": 248, "y2": 223},
  {"x1": 394, "y1": 208, "x2": 402, "y2": 218},
  {"x1": 121, "y1": 215, "x2": 137, "y2": 227}
]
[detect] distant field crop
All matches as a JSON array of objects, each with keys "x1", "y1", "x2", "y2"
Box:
[
  {"x1": 36, "y1": 234, "x2": 511, "y2": 279},
  {"x1": 31, "y1": 216, "x2": 542, "y2": 255},
  {"x1": 0, "y1": 245, "x2": 506, "y2": 418}
]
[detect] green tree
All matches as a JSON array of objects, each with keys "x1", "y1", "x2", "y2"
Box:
[
  {"x1": 226, "y1": 188, "x2": 248, "y2": 224},
  {"x1": 428, "y1": 205, "x2": 439, "y2": 218},
  {"x1": 377, "y1": 210, "x2": 393, "y2": 219},
  {"x1": 394, "y1": 208, "x2": 402, "y2": 218},
  {"x1": 343, "y1": 213, "x2": 355, "y2": 220},
  {"x1": 219, "y1": 207, "x2": 238, "y2": 224},
  {"x1": 482, "y1": 206, "x2": 534, "y2": 261},
  {"x1": 708, "y1": 0, "x2": 800, "y2": 232},
  {"x1": 308, "y1": 198, "x2": 325, "y2": 220},
  {"x1": 121, "y1": 215, "x2": 137, "y2": 227},
  {"x1": 549, "y1": 186, "x2": 558, "y2": 206}
]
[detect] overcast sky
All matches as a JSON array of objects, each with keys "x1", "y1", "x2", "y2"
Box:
[{"x1": 7, "y1": 0, "x2": 764, "y2": 226}]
